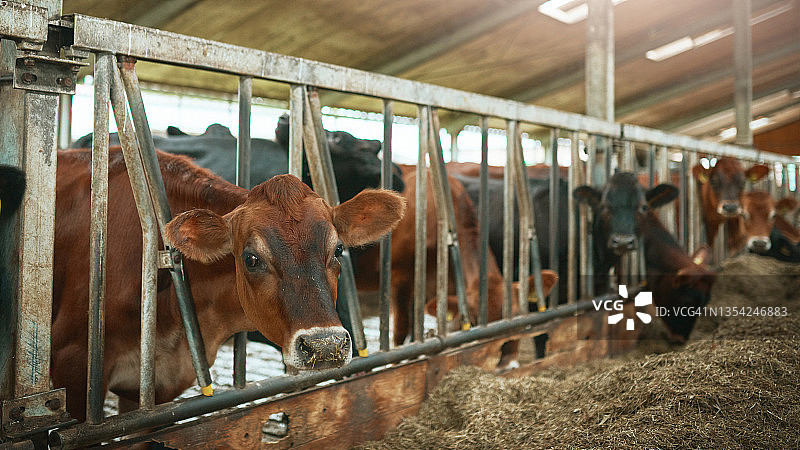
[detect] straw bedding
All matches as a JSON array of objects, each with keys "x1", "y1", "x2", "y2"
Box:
[{"x1": 360, "y1": 254, "x2": 800, "y2": 449}]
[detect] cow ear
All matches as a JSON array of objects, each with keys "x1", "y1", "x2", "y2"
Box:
[
  {"x1": 745, "y1": 164, "x2": 769, "y2": 182},
  {"x1": 332, "y1": 189, "x2": 406, "y2": 247},
  {"x1": 646, "y1": 184, "x2": 679, "y2": 209},
  {"x1": 573, "y1": 186, "x2": 601, "y2": 208},
  {"x1": 165, "y1": 209, "x2": 232, "y2": 264},
  {"x1": 692, "y1": 165, "x2": 709, "y2": 184},
  {"x1": 776, "y1": 197, "x2": 799, "y2": 215},
  {"x1": 524, "y1": 270, "x2": 559, "y2": 300}
]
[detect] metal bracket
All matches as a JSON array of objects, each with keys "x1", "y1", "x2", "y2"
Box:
[
  {"x1": 13, "y1": 53, "x2": 86, "y2": 95},
  {"x1": 157, "y1": 249, "x2": 174, "y2": 269},
  {"x1": 1, "y1": 389, "x2": 75, "y2": 439}
]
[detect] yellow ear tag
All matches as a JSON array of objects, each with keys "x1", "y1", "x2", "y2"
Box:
[
  {"x1": 698, "y1": 173, "x2": 709, "y2": 184},
  {"x1": 201, "y1": 385, "x2": 214, "y2": 396}
]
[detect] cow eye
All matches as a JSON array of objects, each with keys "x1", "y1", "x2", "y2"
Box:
[
  {"x1": 242, "y1": 251, "x2": 262, "y2": 271},
  {"x1": 639, "y1": 204, "x2": 649, "y2": 213},
  {"x1": 334, "y1": 243, "x2": 344, "y2": 258}
]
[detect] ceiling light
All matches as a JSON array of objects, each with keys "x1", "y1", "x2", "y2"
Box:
[
  {"x1": 538, "y1": 0, "x2": 627, "y2": 25},
  {"x1": 719, "y1": 117, "x2": 772, "y2": 139},
  {"x1": 645, "y1": 1, "x2": 793, "y2": 62}
]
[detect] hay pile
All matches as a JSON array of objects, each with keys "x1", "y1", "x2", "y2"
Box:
[{"x1": 360, "y1": 254, "x2": 800, "y2": 449}]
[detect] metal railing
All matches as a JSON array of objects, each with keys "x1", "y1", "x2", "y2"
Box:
[{"x1": 0, "y1": 3, "x2": 797, "y2": 448}]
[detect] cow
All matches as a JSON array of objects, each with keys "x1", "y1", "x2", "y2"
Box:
[
  {"x1": 446, "y1": 161, "x2": 568, "y2": 180},
  {"x1": 574, "y1": 172, "x2": 680, "y2": 295},
  {"x1": 692, "y1": 157, "x2": 769, "y2": 248},
  {"x1": 353, "y1": 165, "x2": 558, "y2": 369},
  {"x1": 738, "y1": 192, "x2": 800, "y2": 262},
  {"x1": 52, "y1": 148, "x2": 405, "y2": 421},
  {"x1": 72, "y1": 120, "x2": 405, "y2": 202},
  {"x1": 0, "y1": 164, "x2": 25, "y2": 221}
]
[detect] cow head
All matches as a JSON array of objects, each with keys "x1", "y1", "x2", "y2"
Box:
[
  {"x1": 693, "y1": 157, "x2": 769, "y2": 218},
  {"x1": 574, "y1": 172, "x2": 678, "y2": 256},
  {"x1": 275, "y1": 114, "x2": 405, "y2": 200},
  {"x1": 166, "y1": 174, "x2": 406, "y2": 371},
  {"x1": 740, "y1": 192, "x2": 798, "y2": 253},
  {"x1": 0, "y1": 165, "x2": 26, "y2": 221}
]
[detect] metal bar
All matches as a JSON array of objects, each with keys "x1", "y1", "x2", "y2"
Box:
[
  {"x1": 428, "y1": 109, "x2": 470, "y2": 329},
  {"x1": 115, "y1": 56, "x2": 214, "y2": 395},
  {"x1": 233, "y1": 75, "x2": 252, "y2": 390},
  {"x1": 86, "y1": 51, "x2": 111, "y2": 424},
  {"x1": 679, "y1": 150, "x2": 689, "y2": 250},
  {"x1": 567, "y1": 131, "x2": 579, "y2": 304},
  {"x1": 580, "y1": 137, "x2": 595, "y2": 299},
  {"x1": 502, "y1": 121, "x2": 515, "y2": 319},
  {"x1": 57, "y1": 94, "x2": 72, "y2": 149},
  {"x1": 68, "y1": 14, "x2": 620, "y2": 138},
  {"x1": 647, "y1": 144, "x2": 656, "y2": 189},
  {"x1": 734, "y1": 0, "x2": 753, "y2": 146},
  {"x1": 780, "y1": 164, "x2": 789, "y2": 198},
  {"x1": 586, "y1": 0, "x2": 615, "y2": 122},
  {"x1": 379, "y1": 100, "x2": 393, "y2": 352},
  {"x1": 686, "y1": 151, "x2": 700, "y2": 254},
  {"x1": 478, "y1": 116, "x2": 489, "y2": 326},
  {"x1": 50, "y1": 298, "x2": 600, "y2": 449},
  {"x1": 304, "y1": 88, "x2": 368, "y2": 356},
  {"x1": 514, "y1": 125, "x2": 531, "y2": 315},
  {"x1": 548, "y1": 128, "x2": 560, "y2": 308},
  {"x1": 0, "y1": 1, "x2": 49, "y2": 43},
  {"x1": 658, "y1": 147, "x2": 676, "y2": 236},
  {"x1": 288, "y1": 85, "x2": 304, "y2": 178},
  {"x1": 426, "y1": 115, "x2": 449, "y2": 335},
  {"x1": 1, "y1": 48, "x2": 59, "y2": 398},
  {"x1": 108, "y1": 65, "x2": 158, "y2": 409},
  {"x1": 414, "y1": 106, "x2": 429, "y2": 342},
  {"x1": 769, "y1": 163, "x2": 778, "y2": 198}
]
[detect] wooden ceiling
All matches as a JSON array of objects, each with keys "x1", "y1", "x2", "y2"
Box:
[{"x1": 62, "y1": 0, "x2": 800, "y2": 154}]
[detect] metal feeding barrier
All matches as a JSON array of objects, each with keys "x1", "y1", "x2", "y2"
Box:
[{"x1": 1, "y1": 1, "x2": 798, "y2": 448}]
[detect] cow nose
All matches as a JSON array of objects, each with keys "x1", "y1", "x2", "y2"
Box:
[
  {"x1": 719, "y1": 202, "x2": 742, "y2": 216},
  {"x1": 287, "y1": 327, "x2": 352, "y2": 371},
  {"x1": 609, "y1": 234, "x2": 637, "y2": 253},
  {"x1": 747, "y1": 237, "x2": 771, "y2": 253}
]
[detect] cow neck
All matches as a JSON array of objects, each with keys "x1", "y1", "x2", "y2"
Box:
[{"x1": 641, "y1": 212, "x2": 694, "y2": 274}]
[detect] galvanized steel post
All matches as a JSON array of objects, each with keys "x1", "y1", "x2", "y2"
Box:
[
  {"x1": 379, "y1": 100, "x2": 394, "y2": 351},
  {"x1": 502, "y1": 122, "x2": 515, "y2": 319},
  {"x1": 478, "y1": 117, "x2": 490, "y2": 326},
  {"x1": 414, "y1": 106, "x2": 429, "y2": 341},
  {"x1": 548, "y1": 128, "x2": 560, "y2": 308}
]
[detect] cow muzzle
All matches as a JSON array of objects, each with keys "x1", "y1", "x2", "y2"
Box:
[
  {"x1": 285, "y1": 327, "x2": 352, "y2": 371},
  {"x1": 717, "y1": 201, "x2": 743, "y2": 217},
  {"x1": 747, "y1": 236, "x2": 771, "y2": 253},
  {"x1": 608, "y1": 233, "x2": 637, "y2": 254}
]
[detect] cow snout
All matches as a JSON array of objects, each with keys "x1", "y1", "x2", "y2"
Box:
[
  {"x1": 718, "y1": 201, "x2": 742, "y2": 217},
  {"x1": 747, "y1": 236, "x2": 771, "y2": 253},
  {"x1": 608, "y1": 233, "x2": 637, "y2": 253},
  {"x1": 286, "y1": 327, "x2": 352, "y2": 371}
]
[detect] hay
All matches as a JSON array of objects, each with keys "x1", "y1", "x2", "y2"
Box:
[{"x1": 360, "y1": 254, "x2": 800, "y2": 449}]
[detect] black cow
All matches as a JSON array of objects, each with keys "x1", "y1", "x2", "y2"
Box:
[
  {"x1": 72, "y1": 118, "x2": 404, "y2": 201},
  {"x1": 453, "y1": 173, "x2": 569, "y2": 301},
  {"x1": 0, "y1": 165, "x2": 26, "y2": 221}
]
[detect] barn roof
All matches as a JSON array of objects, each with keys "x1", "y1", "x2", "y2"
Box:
[{"x1": 62, "y1": 0, "x2": 800, "y2": 154}]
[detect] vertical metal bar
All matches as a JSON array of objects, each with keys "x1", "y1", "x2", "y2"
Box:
[
  {"x1": 502, "y1": 122, "x2": 515, "y2": 319},
  {"x1": 679, "y1": 150, "x2": 689, "y2": 250},
  {"x1": 414, "y1": 106, "x2": 429, "y2": 341},
  {"x1": 0, "y1": 42, "x2": 58, "y2": 398},
  {"x1": 304, "y1": 89, "x2": 368, "y2": 356},
  {"x1": 586, "y1": 0, "x2": 615, "y2": 122},
  {"x1": 86, "y1": 51, "x2": 111, "y2": 424},
  {"x1": 115, "y1": 58, "x2": 214, "y2": 396},
  {"x1": 478, "y1": 116, "x2": 490, "y2": 326},
  {"x1": 288, "y1": 85, "x2": 304, "y2": 178},
  {"x1": 769, "y1": 163, "x2": 778, "y2": 199},
  {"x1": 734, "y1": 0, "x2": 753, "y2": 146},
  {"x1": 57, "y1": 94, "x2": 72, "y2": 149},
  {"x1": 580, "y1": 137, "x2": 595, "y2": 299},
  {"x1": 780, "y1": 164, "x2": 789, "y2": 198},
  {"x1": 647, "y1": 144, "x2": 656, "y2": 189},
  {"x1": 233, "y1": 75, "x2": 252, "y2": 390},
  {"x1": 658, "y1": 147, "x2": 676, "y2": 236},
  {"x1": 428, "y1": 110, "x2": 470, "y2": 329},
  {"x1": 567, "y1": 131, "x2": 579, "y2": 304},
  {"x1": 379, "y1": 100, "x2": 393, "y2": 351},
  {"x1": 548, "y1": 128, "x2": 560, "y2": 308},
  {"x1": 427, "y1": 113, "x2": 450, "y2": 335},
  {"x1": 686, "y1": 151, "x2": 699, "y2": 254},
  {"x1": 513, "y1": 124, "x2": 530, "y2": 315}
]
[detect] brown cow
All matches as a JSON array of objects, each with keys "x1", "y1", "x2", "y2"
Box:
[
  {"x1": 355, "y1": 165, "x2": 558, "y2": 369},
  {"x1": 447, "y1": 161, "x2": 568, "y2": 180},
  {"x1": 738, "y1": 191, "x2": 799, "y2": 258},
  {"x1": 52, "y1": 148, "x2": 405, "y2": 421},
  {"x1": 692, "y1": 157, "x2": 769, "y2": 248}
]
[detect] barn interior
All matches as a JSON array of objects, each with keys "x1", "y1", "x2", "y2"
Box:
[{"x1": 61, "y1": 0, "x2": 800, "y2": 156}]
